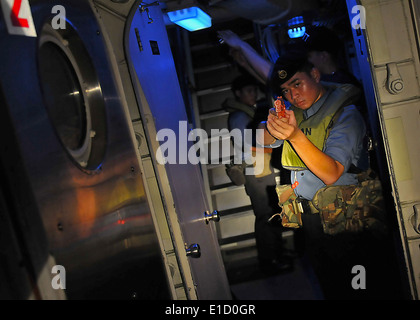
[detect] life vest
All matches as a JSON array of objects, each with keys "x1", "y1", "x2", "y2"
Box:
[{"x1": 281, "y1": 83, "x2": 361, "y2": 170}]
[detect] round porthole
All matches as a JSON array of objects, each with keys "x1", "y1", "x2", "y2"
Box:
[{"x1": 38, "y1": 22, "x2": 106, "y2": 171}]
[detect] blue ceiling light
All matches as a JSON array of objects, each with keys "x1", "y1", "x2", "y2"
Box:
[
  {"x1": 167, "y1": 7, "x2": 211, "y2": 32},
  {"x1": 287, "y1": 16, "x2": 306, "y2": 39}
]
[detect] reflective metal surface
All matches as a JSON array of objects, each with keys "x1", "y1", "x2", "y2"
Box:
[
  {"x1": 38, "y1": 22, "x2": 106, "y2": 170},
  {"x1": 0, "y1": 0, "x2": 169, "y2": 299},
  {"x1": 126, "y1": 3, "x2": 232, "y2": 299}
]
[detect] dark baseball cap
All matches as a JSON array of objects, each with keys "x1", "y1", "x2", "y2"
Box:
[{"x1": 269, "y1": 50, "x2": 313, "y2": 92}]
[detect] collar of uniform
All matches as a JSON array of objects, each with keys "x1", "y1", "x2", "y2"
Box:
[{"x1": 302, "y1": 87, "x2": 332, "y2": 120}]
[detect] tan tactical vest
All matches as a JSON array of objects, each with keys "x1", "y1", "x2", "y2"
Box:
[{"x1": 281, "y1": 83, "x2": 361, "y2": 170}]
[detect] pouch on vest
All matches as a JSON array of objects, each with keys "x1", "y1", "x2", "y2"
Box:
[
  {"x1": 271, "y1": 184, "x2": 303, "y2": 228},
  {"x1": 312, "y1": 172, "x2": 388, "y2": 237}
]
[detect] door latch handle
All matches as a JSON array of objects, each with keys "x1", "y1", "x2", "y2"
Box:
[
  {"x1": 185, "y1": 243, "x2": 201, "y2": 258},
  {"x1": 204, "y1": 210, "x2": 220, "y2": 224}
]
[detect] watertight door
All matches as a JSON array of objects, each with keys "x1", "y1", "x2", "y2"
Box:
[
  {"x1": 0, "y1": 0, "x2": 172, "y2": 299},
  {"x1": 125, "y1": 2, "x2": 231, "y2": 300},
  {"x1": 347, "y1": 0, "x2": 420, "y2": 299}
]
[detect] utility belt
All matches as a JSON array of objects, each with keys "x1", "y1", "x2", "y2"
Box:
[{"x1": 272, "y1": 171, "x2": 388, "y2": 237}]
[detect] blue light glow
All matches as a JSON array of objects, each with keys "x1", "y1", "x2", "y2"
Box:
[
  {"x1": 288, "y1": 26, "x2": 306, "y2": 38},
  {"x1": 287, "y1": 16, "x2": 306, "y2": 39},
  {"x1": 167, "y1": 7, "x2": 211, "y2": 32}
]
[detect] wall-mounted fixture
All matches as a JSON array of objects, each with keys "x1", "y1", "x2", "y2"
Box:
[
  {"x1": 288, "y1": 16, "x2": 306, "y2": 39},
  {"x1": 167, "y1": 7, "x2": 211, "y2": 32},
  {"x1": 386, "y1": 63, "x2": 404, "y2": 95}
]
